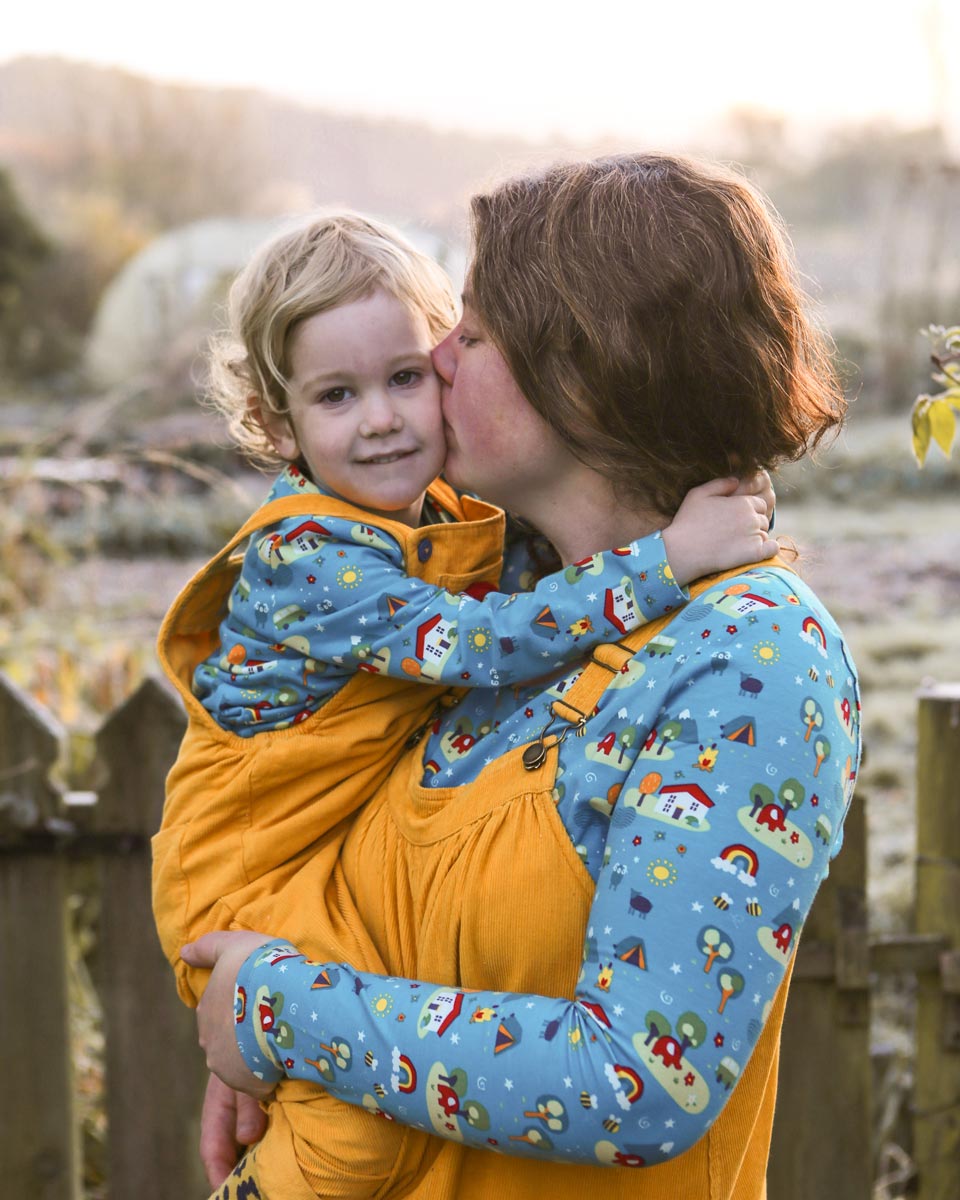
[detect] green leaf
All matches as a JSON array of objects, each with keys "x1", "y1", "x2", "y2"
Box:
[
  {"x1": 928, "y1": 399, "x2": 956, "y2": 457},
  {"x1": 911, "y1": 399, "x2": 932, "y2": 467}
]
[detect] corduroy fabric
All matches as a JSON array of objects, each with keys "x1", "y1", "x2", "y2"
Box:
[{"x1": 243, "y1": 562, "x2": 795, "y2": 1199}]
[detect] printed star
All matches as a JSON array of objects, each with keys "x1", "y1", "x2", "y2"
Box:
[
  {"x1": 753, "y1": 993, "x2": 762, "y2": 1004},
  {"x1": 563, "y1": 1076, "x2": 573, "y2": 1088},
  {"x1": 670, "y1": 963, "x2": 682, "y2": 975},
  {"x1": 504, "y1": 1079, "x2": 514, "y2": 1091},
  {"x1": 604, "y1": 925, "x2": 613, "y2": 935},
  {"x1": 647, "y1": 679, "x2": 657, "y2": 689},
  {"x1": 358, "y1": 615, "x2": 368, "y2": 625},
  {"x1": 587, "y1": 592, "x2": 598, "y2": 602},
  {"x1": 795, "y1": 676, "x2": 803, "y2": 685},
  {"x1": 613, "y1": 1004, "x2": 624, "y2": 1017},
  {"x1": 278, "y1": 965, "x2": 288, "y2": 974},
  {"x1": 357, "y1": 1030, "x2": 365, "y2": 1042},
  {"x1": 526, "y1": 1002, "x2": 536, "y2": 1009},
  {"x1": 716, "y1": 783, "x2": 729, "y2": 795},
  {"x1": 664, "y1": 1119, "x2": 675, "y2": 1129},
  {"x1": 787, "y1": 878, "x2": 795, "y2": 887},
  {"x1": 691, "y1": 901, "x2": 704, "y2": 912},
  {"x1": 314, "y1": 623, "x2": 326, "y2": 633},
  {"x1": 310, "y1": 1011, "x2": 318, "y2": 1022},
  {"x1": 450, "y1": 1033, "x2": 460, "y2": 1045},
  {"x1": 777, "y1": 736, "x2": 787, "y2": 746},
  {"x1": 541, "y1": 650, "x2": 552, "y2": 658},
  {"x1": 708, "y1": 708, "x2": 719, "y2": 718}
]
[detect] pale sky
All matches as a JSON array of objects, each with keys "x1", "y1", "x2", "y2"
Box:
[{"x1": 4, "y1": 1, "x2": 957, "y2": 148}]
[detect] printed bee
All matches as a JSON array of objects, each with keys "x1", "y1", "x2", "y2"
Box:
[
  {"x1": 373, "y1": 1082, "x2": 387, "y2": 1098},
  {"x1": 580, "y1": 1091, "x2": 598, "y2": 1110},
  {"x1": 602, "y1": 1116, "x2": 622, "y2": 1134},
  {"x1": 745, "y1": 900, "x2": 762, "y2": 917},
  {"x1": 364, "y1": 1050, "x2": 378, "y2": 1068},
  {"x1": 712, "y1": 893, "x2": 731, "y2": 911}
]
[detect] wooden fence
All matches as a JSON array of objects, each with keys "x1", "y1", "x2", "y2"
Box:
[{"x1": 1, "y1": 670, "x2": 958, "y2": 1200}]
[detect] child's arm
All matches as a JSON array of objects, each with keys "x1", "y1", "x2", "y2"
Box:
[
  {"x1": 212, "y1": 472, "x2": 774, "y2": 698},
  {"x1": 661, "y1": 474, "x2": 776, "y2": 586}
]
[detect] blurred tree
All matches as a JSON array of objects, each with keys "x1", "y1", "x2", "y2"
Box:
[{"x1": 0, "y1": 167, "x2": 50, "y2": 377}]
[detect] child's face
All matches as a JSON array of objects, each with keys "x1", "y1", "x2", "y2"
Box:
[{"x1": 262, "y1": 290, "x2": 447, "y2": 526}]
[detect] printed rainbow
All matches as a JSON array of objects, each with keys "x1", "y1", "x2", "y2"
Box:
[
  {"x1": 801, "y1": 616, "x2": 827, "y2": 651},
  {"x1": 613, "y1": 1063, "x2": 644, "y2": 1104},
  {"x1": 719, "y1": 843, "x2": 760, "y2": 877},
  {"x1": 394, "y1": 1053, "x2": 417, "y2": 1094}
]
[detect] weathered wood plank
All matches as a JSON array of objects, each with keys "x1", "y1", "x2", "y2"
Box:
[
  {"x1": 768, "y1": 783, "x2": 871, "y2": 1199},
  {"x1": 0, "y1": 671, "x2": 79, "y2": 1198},
  {"x1": 93, "y1": 678, "x2": 209, "y2": 1198},
  {"x1": 913, "y1": 684, "x2": 960, "y2": 1200}
]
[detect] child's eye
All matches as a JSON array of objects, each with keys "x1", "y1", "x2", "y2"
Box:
[
  {"x1": 457, "y1": 334, "x2": 480, "y2": 348},
  {"x1": 319, "y1": 387, "x2": 349, "y2": 405},
  {"x1": 391, "y1": 370, "x2": 421, "y2": 387}
]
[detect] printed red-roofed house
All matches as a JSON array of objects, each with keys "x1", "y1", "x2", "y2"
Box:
[
  {"x1": 604, "y1": 578, "x2": 638, "y2": 635},
  {"x1": 415, "y1": 613, "x2": 457, "y2": 680},
  {"x1": 716, "y1": 592, "x2": 779, "y2": 617},
  {"x1": 284, "y1": 520, "x2": 333, "y2": 554},
  {"x1": 418, "y1": 989, "x2": 464, "y2": 1037},
  {"x1": 655, "y1": 783, "x2": 715, "y2": 826}
]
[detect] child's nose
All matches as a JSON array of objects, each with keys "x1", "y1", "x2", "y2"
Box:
[{"x1": 360, "y1": 393, "x2": 402, "y2": 436}]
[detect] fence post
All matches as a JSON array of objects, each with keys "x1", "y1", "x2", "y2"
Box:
[
  {"x1": 913, "y1": 683, "x2": 960, "y2": 1200},
  {"x1": 92, "y1": 677, "x2": 209, "y2": 1199},
  {"x1": 768, "y1": 782, "x2": 871, "y2": 1198},
  {"x1": 0, "y1": 671, "x2": 80, "y2": 1198}
]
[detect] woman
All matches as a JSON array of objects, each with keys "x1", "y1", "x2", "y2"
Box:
[{"x1": 184, "y1": 152, "x2": 859, "y2": 1199}]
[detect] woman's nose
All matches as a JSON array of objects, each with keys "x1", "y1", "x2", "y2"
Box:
[{"x1": 432, "y1": 329, "x2": 457, "y2": 385}]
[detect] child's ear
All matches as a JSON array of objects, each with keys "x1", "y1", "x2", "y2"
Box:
[{"x1": 249, "y1": 397, "x2": 299, "y2": 462}]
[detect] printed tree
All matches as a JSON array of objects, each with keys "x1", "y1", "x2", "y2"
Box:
[
  {"x1": 748, "y1": 783, "x2": 775, "y2": 819},
  {"x1": 523, "y1": 1095, "x2": 569, "y2": 1133},
  {"x1": 675, "y1": 1011, "x2": 708, "y2": 1055},
  {"x1": 616, "y1": 725, "x2": 639, "y2": 765},
  {"x1": 638, "y1": 771, "x2": 662, "y2": 800},
  {"x1": 717, "y1": 968, "x2": 746, "y2": 1014},
  {"x1": 778, "y1": 778, "x2": 805, "y2": 810},
  {"x1": 698, "y1": 926, "x2": 735, "y2": 974},
  {"x1": 643, "y1": 1009, "x2": 672, "y2": 1043},
  {"x1": 462, "y1": 1099, "x2": 490, "y2": 1130},
  {"x1": 800, "y1": 698, "x2": 824, "y2": 743},
  {"x1": 813, "y1": 735, "x2": 832, "y2": 778},
  {"x1": 656, "y1": 720, "x2": 683, "y2": 756}
]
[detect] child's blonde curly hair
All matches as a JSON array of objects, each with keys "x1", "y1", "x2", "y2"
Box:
[{"x1": 207, "y1": 211, "x2": 457, "y2": 469}]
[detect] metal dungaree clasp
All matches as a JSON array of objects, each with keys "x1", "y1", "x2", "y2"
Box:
[{"x1": 522, "y1": 703, "x2": 588, "y2": 772}]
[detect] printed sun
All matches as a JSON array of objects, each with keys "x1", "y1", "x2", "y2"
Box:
[
  {"x1": 647, "y1": 857, "x2": 678, "y2": 886},
  {"x1": 752, "y1": 640, "x2": 781, "y2": 666}
]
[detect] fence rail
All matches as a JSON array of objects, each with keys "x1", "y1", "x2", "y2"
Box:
[{"x1": 1, "y1": 670, "x2": 958, "y2": 1199}]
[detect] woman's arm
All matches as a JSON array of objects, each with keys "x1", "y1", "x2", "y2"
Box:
[{"x1": 193, "y1": 567, "x2": 859, "y2": 1167}]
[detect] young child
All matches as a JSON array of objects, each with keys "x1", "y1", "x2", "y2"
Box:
[{"x1": 152, "y1": 211, "x2": 775, "y2": 1198}]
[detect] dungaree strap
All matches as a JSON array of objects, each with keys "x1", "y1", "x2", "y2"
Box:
[{"x1": 522, "y1": 555, "x2": 794, "y2": 771}]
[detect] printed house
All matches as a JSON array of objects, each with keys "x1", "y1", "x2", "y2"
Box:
[
  {"x1": 415, "y1": 613, "x2": 456, "y2": 679},
  {"x1": 284, "y1": 520, "x2": 332, "y2": 557},
  {"x1": 655, "y1": 783, "x2": 715, "y2": 826},
  {"x1": 720, "y1": 592, "x2": 779, "y2": 617},
  {"x1": 419, "y1": 990, "x2": 464, "y2": 1037},
  {"x1": 604, "y1": 579, "x2": 638, "y2": 635}
]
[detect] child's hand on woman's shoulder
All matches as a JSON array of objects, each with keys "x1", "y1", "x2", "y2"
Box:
[{"x1": 661, "y1": 471, "x2": 777, "y2": 585}]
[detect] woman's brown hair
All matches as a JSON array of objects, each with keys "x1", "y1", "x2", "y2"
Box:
[{"x1": 469, "y1": 153, "x2": 845, "y2": 516}]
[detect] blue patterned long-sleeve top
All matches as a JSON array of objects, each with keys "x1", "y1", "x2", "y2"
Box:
[
  {"x1": 234, "y1": 557, "x2": 860, "y2": 1167},
  {"x1": 194, "y1": 466, "x2": 687, "y2": 734}
]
